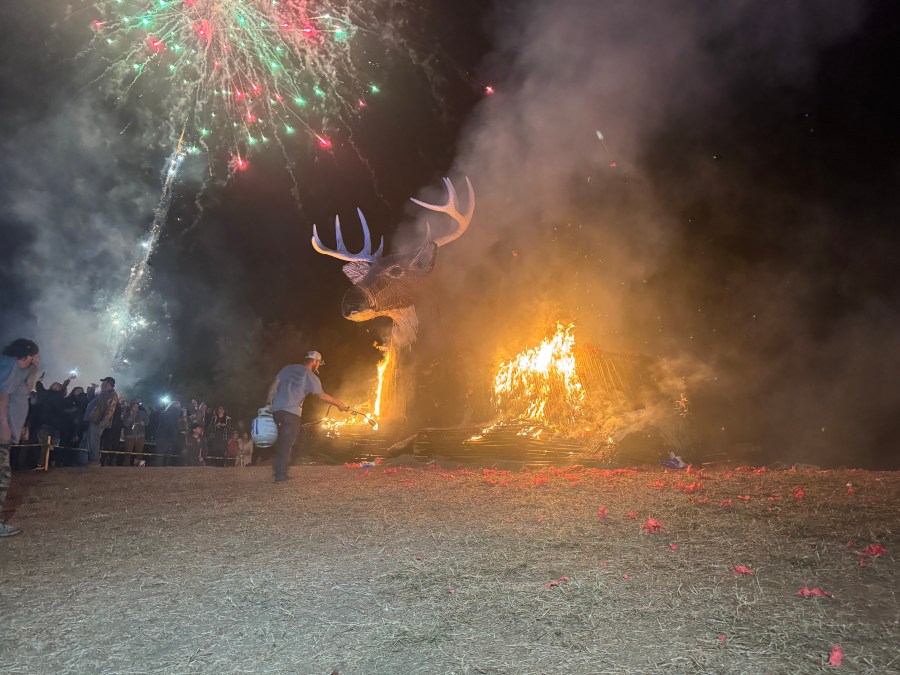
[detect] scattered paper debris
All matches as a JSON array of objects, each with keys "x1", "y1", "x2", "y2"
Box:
[
  {"x1": 862, "y1": 543, "x2": 886, "y2": 557},
  {"x1": 828, "y1": 644, "x2": 844, "y2": 667},
  {"x1": 642, "y1": 517, "x2": 664, "y2": 533},
  {"x1": 796, "y1": 587, "x2": 832, "y2": 598}
]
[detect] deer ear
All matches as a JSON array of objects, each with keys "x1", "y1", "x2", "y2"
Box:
[
  {"x1": 342, "y1": 261, "x2": 370, "y2": 285},
  {"x1": 409, "y1": 241, "x2": 437, "y2": 275}
]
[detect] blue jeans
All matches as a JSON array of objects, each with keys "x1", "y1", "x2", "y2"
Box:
[
  {"x1": 81, "y1": 423, "x2": 103, "y2": 466},
  {"x1": 273, "y1": 411, "x2": 302, "y2": 480}
]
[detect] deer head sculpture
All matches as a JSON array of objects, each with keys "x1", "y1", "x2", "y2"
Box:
[{"x1": 312, "y1": 177, "x2": 475, "y2": 346}]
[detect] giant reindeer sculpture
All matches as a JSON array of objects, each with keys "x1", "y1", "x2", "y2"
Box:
[{"x1": 312, "y1": 177, "x2": 475, "y2": 348}]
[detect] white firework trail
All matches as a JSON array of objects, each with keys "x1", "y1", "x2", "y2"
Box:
[{"x1": 105, "y1": 131, "x2": 186, "y2": 362}]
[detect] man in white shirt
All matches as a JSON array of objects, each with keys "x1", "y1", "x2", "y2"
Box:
[
  {"x1": 1, "y1": 338, "x2": 40, "y2": 537},
  {"x1": 266, "y1": 351, "x2": 348, "y2": 482}
]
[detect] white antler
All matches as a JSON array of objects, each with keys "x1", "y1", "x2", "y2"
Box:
[
  {"x1": 410, "y1": 176, "x2": 475, "y2": 247},
  {"x1": 311, "y1": 208, "x2": 384, "y2": 263}
]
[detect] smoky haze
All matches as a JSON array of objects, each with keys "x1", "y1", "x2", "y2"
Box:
[
  {"x1": 0, "y1": 94, "x2": 169, "y2": 390},
  {"x1": 400, "y1": 0, "x2": 900, "y2": 466}
]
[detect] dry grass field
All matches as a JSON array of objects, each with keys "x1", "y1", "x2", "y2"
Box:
[{"x1": 1, "y1": 461, "x2": 898, "y2": 674}]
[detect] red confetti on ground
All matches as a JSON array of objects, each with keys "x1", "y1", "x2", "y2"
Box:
[
  {"x1": 717, "y1": 635, "x2": 727, "y2": 641},
  {"x1": 599, "y1": 561, "x2": 609, "y2": 567},
  {"x1": 736, "y1": 495, "x2": 750, "y2": 500},
  {"x1": 448, "y1": 588, "x2": 456, "y2": 594},
  {"x1": 693, "y1": 497, "x2": 709, "y2": 504},
  {"x1": 684, "y1": 482, "x2": 703, "y2": 493},
  {"x1": 796, "y1": 587, "x2": 832, "y2": 598},
  {"x1": 623, "y1": 574, "x2": 630, "y2": 580},
  {"x1": 828, "y1": 644, "x2": 844, "y2": 667},
  {"x1": 544, "y1": 575, "x2": 570, "y2": 588},
  {"x1": 534, "y1": 477, "x2": 549, "y2": 487},
  {"x1": 862, "y1": 543, "x2": 886, "y2": 557},
  {"x1": 382, "y1": 468, "x2": 398, "y2": 475},
  {"x1": 642, "y1": 518, "x2": 664, "y2": 533},
  {"x1": 627, "y1": 511, "x2": 638, "y2": 519},
  {"x1": 649, "y1": 481, "x2": 665, "y2": 488},
  {"x1": 768, "y1": 496, "x2": 782, "y2": 501},
  {"x1": 793, "y1": 487, "x2": 806, "y2": 499},
  {"x1": 846, "y1": 485, "x2": 855, "y2": 495},
  {"x1": 720, "y1": 499, "x2": 733, "y2": 507},
  {"x1": 732, "y1": 565, "x2": 755, "y2": 576},
  {"x1": 597, "y1": 507, "x2": 609, "y2": 518},
  {"x1": 669, "y1": 543, "x2": 678, "y2": 550}
]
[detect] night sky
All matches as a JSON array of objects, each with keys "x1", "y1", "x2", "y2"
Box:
[{"x1": 1, "y1": 1, "x2": 899, "y2": 467}]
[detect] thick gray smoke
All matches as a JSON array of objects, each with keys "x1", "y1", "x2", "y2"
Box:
[
  {"x1": 403, "y1": 1, "x2": 884, "y2": 464},
  {"x1": 0, "y1": 91, "x2": 170, "y2": 391}
]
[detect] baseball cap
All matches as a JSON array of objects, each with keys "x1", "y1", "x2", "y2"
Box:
[
  {"x1": 305, "y1": 350, "x2": 325, "y2": 364},
  {"x1": 2, "y1": 338, "x2": 39, "y2": 359},
  {"x1": 100, "y1": 376, "x2": 116, "y2": 386}
]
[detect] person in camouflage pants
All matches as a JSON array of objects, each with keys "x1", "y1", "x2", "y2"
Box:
[{"x1": 1, "y1": 338, "x2": 40, "y2": 538}]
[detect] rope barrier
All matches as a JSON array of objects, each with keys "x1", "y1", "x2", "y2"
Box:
[{"x1": 9, "y1": 441, "x2": 245, "y2": 469}]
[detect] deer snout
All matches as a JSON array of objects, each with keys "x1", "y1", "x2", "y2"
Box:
[{"x1": 341, "y1": 286, "x2": 376, "y2": 320}]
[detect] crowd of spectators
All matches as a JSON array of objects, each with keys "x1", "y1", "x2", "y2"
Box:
[{"x1": 15, "y1": 373, "x2": 255, "y2": 469}]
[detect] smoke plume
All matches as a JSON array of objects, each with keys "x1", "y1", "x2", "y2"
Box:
[{"x1": 409, "y1": 0, "x2": 896, "y2": 465}]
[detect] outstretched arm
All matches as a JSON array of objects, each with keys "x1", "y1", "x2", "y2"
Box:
[{"x1": 317, "y1": 392, "x2": 349, "y2": 412}]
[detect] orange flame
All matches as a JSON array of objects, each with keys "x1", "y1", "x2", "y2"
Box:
[
  {"x1": 373, "y1": 344, "x2": 390, "y2": 421},
  {"x1": 323, "y1": 342, "x2": 389, "y2": 435},
  {"x1": 492, "y1": 323, "x2": 585, "y2": 428}
]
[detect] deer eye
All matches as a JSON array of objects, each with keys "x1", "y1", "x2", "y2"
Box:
[{"x1": 384, "y1": 265, "x2": 405, "y2": 278}]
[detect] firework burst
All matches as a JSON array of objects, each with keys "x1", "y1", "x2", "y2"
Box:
[
  {"x1": 84, "y1": 0, "x2": 393, "y2": 161},
  {"x1": 76, "y1": 0, "x2": 412, "y2": 363}
]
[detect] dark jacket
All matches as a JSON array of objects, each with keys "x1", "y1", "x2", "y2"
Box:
[
  {"x1": 86, "y1": 388, "x2": 118, "y2": 429},
  {"x1": 123, "y1": 408, "x2": 150, "y2": 438}
]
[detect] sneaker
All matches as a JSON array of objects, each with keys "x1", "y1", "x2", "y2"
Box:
[
  {"x1": 0, "y1": 523, "x2": 22, "y2": 538},
  {"x1": 274, "y1": 475, "x2": 292, "y2": 483}
]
